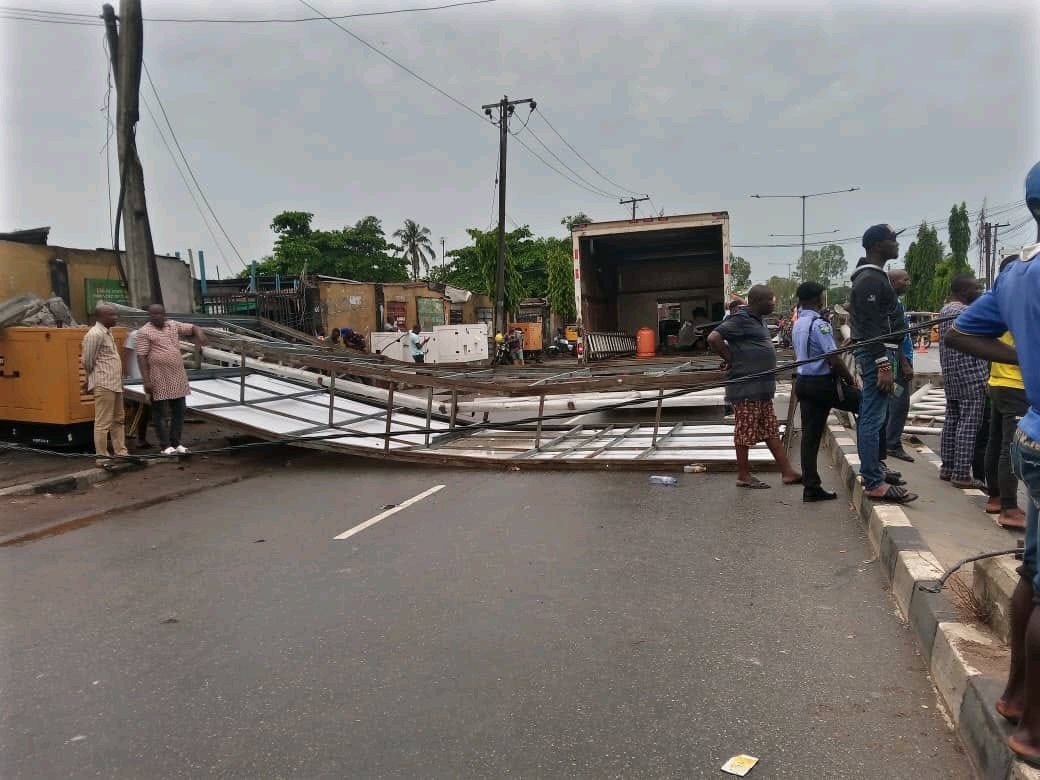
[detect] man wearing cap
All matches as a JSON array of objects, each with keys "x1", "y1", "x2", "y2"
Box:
[
  {"x1": 848, "y1": 224, "x2": 917, "y2": 503},
  {"x1": 943, "y1": 161, "x2": 1040, "y2": 766}
]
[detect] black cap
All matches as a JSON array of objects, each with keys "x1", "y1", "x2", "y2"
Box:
[{"x1": 862, "y1": 224, "x2": 904, "y2": 249}]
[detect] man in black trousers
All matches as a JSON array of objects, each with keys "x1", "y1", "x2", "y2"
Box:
[{"x1": 791, "y1": 282, "x2": 863, "y2": 502}]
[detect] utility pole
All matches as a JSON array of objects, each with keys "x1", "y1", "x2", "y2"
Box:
[
  {"x1": 482, "y1": 95, "x2": 534, "y2": 337},
  {"x1": 440, "y1": 236, "x2": 446, "y2": 269},
  {"x1": 102, "y1": 0, "x2": 162, "y2": 308},
  {"x1": 751, "y1": 188, "x2": 859, "y2": 276},
  {"x1": 620, "y1": 196, "x2": 649, "y2": 220},
  {"x1": 983, "y1": 222, "x2": 992, "y2": 284},
  {"x1": 990, "y1": 221, "x2": 1010, "y2": 282}
]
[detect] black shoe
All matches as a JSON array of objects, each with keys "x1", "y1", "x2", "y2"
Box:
[
  {"x1": 804, "y1": 488, "x2": 838, "y2": 502},
  {"x1": 888, "y1": 449, "x2": 915, "y2": 463},
  {"x1": 884, "y1": 472, "x2": 908, "y2": 486}
]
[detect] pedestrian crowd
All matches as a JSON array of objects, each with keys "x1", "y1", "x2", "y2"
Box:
[{"x1": 708, "y1": 162, "x2": 1040, "y2": 765}]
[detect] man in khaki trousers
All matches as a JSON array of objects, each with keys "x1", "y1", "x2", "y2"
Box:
[{"x1": 81, "y1": 304, "x2": 128, "y2": 465}]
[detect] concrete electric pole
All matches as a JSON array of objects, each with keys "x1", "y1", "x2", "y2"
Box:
[
  {"x1": 620, "y1": 196, "x2": 649, "y2": 220},
  {"x1": 102, "y1": 0, "x2": 162, "y2": 308},
  {"x1": 482, "y1": 95, "x2": 534, "y2": 337}
]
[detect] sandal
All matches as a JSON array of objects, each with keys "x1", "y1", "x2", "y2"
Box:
[
  {"x1": 867, "y1": 485, "x2": 918, "y2": 504},
  {"x1": 782, "y1": 475, "x2": 804, "y2": 485},
  {"x1": 884, "y1": 472, "x2": 908, "y2": 486},
  {"x1": 736, "y1": 477, "x2": 771, "y2": 489},
  {"x1": 952, "y1": 478, "x2": 988, "y2": 490}
]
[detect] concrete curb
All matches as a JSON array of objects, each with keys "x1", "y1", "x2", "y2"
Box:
[
  {"x1": 823, "y1": 420, "x2": 1028, "y2": 780},
  {"x1": 0, "y1": 471, "x2": 252, "y2": 547},
  {"x1": 0, "y1": 464, "x2": 128, "y2": 497}
]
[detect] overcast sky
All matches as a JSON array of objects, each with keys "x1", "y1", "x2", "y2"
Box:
[{"x1": 2, "y1": 0, "x2": 1038, "y2": 284}]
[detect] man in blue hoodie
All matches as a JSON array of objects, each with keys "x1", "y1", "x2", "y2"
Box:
[{"x1": 848, "y1": 225, "x2": 917, "y2": 503}]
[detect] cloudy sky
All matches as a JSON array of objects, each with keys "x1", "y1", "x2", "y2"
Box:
[{"x1": 2, "y1": 0, "x2": 1038, "y2": 284}]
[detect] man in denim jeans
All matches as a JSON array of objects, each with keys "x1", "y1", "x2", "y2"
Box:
[
  {"x1": 849, "y1": 224, "x2": 917, "y2": 504},
  {"x1": 945, "y1": 160, "x2": 1040, "y2": 765}
]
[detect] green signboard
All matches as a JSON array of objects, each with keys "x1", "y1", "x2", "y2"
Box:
[
  {"x1": 416, "y1": 296, "x2": 445, "y2": 328},
  {"x1": 85, "y1": 278, "x2": 129, "y2": 310}
]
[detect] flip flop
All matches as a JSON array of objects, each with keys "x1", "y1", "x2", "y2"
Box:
[
  {"x1": 782, "y1": 475, "x2": 804, "y2": 485},
  {"x1": 867, "y1": 485, "x2": 918, "y2": 504},
  {"x1": 884, "y1": 472, "x2": 908, "y2": 486},
  {"x1": 736, "y1": 477, "x2": 771, "y2": 489}
]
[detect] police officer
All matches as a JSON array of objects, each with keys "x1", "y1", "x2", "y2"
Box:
[{"x1": 792, "y1": 281, "x2": 861, "y2": 502}]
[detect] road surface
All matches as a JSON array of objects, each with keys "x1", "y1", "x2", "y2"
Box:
[{"x1": 1, "y1": 460, "x2": 970, "y2": 778}]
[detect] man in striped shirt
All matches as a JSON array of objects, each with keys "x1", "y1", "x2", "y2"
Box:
[{"x1": 81, "y1": 303, "x2": 128, "y2": 465}]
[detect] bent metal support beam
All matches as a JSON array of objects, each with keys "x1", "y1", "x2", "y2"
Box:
[{"x1": 123, "y1": 368, "x2": 781, "y2": 472}]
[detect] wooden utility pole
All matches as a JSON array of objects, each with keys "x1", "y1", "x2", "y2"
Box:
[
  {"x1": 102, "y1": 0, "x2": 162, "y2": 308},
  {"x1": 482, "y1": 95, "x2": 534, "y2": 337},
  {"x1": 620, "y1": 196, "x2": 649, "y2": 220}
]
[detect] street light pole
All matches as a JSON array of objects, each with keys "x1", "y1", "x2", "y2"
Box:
[{"x1": 751, "y1": 187, "x2": 860, "y2": 277}]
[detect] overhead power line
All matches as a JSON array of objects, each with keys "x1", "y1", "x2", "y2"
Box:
[
  {"x1": 140, "y1": 94, "x2": 232, "y2": 270},
  {"x1": 534, "y1": 110, "x2": 646, "y2": 198},
  {"x1": 296, "y1": 0, "x2": 487, "y2": 123},
  {"x1": 142, "y1": 62, "x2": 248, "y2": 269},
  {"x1": 512, "y1": 121, "x2": 618, "y2": 199},
  {"x1": 0, "y1": 1, "x2": 496, "y2": 23},
  {"x1": 0, "y1": 11, "x2": 102, "y2": 25}
]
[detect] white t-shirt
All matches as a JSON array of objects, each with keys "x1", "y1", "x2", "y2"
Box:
[{"x1": 124, "y1": 329, "x2": 142, "y2": 380}]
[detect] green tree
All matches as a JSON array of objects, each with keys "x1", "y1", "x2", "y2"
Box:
[
  {"x1": 902, "y1": 222, "x2": 945, "y2": 311},
  {"x1": 546, "y1": 242, "x2": 576, "y2": 321},
  {"x1": 729, "y1": 254, "x2": 751, "y2": 292},
  {"x1": 561, "y1": 213, "x2": 593, "y2": 231},
  {"x1": 250, "y1": 212, "x2": 408, "y2": 282},
  {"x1": 827, "y1": 285, "x2": 852, "y2": 304},
  {"x1": 766, "y1": 275, "x2": 799, "y2": 310},
  {"x1": 797, "y1": 244, "x2": 847, "y2": 288},
  {"x1": 438, "y1": 227, "x2": 527, "y2": 317},
  {"x1": 393, "y1": 219, "x2": 436, "y2": 280},
  {"x1": 948, "y1": 202, "x2": 971, "y2": 268}
]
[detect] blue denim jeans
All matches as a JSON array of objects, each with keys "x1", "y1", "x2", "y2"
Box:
[
  {"x1": 1011, "y1": 430, "x2": 1040, "y2": 594},
  {"x1": 856, "y1": 353, "x2": 892, "y2": 490}
]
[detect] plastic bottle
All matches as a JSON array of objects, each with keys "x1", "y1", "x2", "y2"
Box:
[{"x1": 649, "y1": 475, "x2": 678, "y2": 486}]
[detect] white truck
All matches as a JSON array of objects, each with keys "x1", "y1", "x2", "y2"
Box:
[{"x1": 571, "y1": 211, "x2": 731, "y2": 360}]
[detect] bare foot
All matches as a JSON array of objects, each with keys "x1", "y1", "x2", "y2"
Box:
[
  {"x1": 782, "y1": 472, "x2": 803, "y2": 485},
  {"x1": 1008, "y1": 731, "x2": 1040, "y2": 767},
  {"x1": 997, "y1": 698, "x2": 1024, "y2": 724},
  {"x1": 999, "y1": 508, "x2": 1027, "y2": 531}
]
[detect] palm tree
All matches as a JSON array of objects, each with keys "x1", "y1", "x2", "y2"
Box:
[{"x1": 393, "y1": 219, "x2": 436, "y2": 281}]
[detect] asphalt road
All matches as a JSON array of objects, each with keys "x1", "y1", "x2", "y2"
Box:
[{"x1": 1, "y1": 460, "x2": 970, "y2": 778}]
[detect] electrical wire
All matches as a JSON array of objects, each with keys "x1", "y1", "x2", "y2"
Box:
[
  {"x1": 296, "y1": 0, "x2": 488, "y2": 123},
  {"x1": 535, "y1": 109, "x2": 646, "y2": 198},
  {"x1": 0, "y1": 12, "x2": 102, "y2": 26},
  {"x1": 140, "y1": 95, "x2": 232, "y2": 271},
  {"x1": 512, "y1": 122, "x2": 619, "y2": 199},
  {"x1": 142, "y1": 62, "x2": 248, "y2": 270},
  {"x1": 511, "y1": 131, "x2": 619, "y2": 201},
  {"x1": 0, "y1": 1, "x2": 497, "y2": 24}
]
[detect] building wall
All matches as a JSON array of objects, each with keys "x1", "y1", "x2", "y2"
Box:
[
  {"x1": 0, "y1": 240, "x2": 193, "y2": 320},
  {"x1": 318, "y1": 281, "x2": 378, "y2": 336},
  {"x1": 380, "y1": 283, "x2": 449, "y2": 329}
]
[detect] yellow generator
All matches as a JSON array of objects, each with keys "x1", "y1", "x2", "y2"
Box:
[{"x1": 0, "y1": 326, "x2": 126, "y2": 446}]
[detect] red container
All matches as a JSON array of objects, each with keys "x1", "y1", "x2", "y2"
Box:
[{"x1": 636, "y1": 327, "x2": 656, "y2": 358}]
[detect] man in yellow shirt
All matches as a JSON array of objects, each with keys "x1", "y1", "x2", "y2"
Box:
[{"x1": 985, "y1": 331, "x2": 1028, "y2": 529}]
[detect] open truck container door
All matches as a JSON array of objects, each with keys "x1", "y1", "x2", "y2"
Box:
[{"x1": 571, "y1": 212, "x2": 730, "y2": 361}]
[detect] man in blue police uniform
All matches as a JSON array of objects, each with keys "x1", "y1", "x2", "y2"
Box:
[
  {"x1": 792, "y1": 282, "x2": 861, "y2": 502},
  {"x1": 945, "y1": 161, "x2": 1040, "y2": 765}
]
